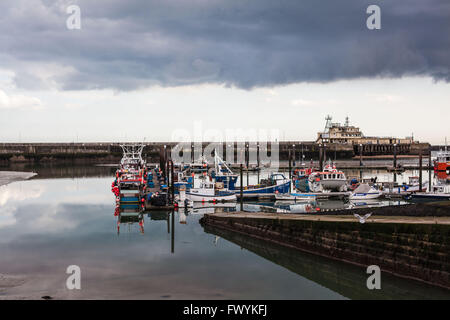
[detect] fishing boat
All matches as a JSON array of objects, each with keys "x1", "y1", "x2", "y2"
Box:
[
  {"x1": 405, "y1": 184, "x2": 450, "y2": 202},
  {"x1": 186, "y1": 155, "x2": 209, "y2": 173},
  {"x1": 434, "y1": 148, "x2": 450, "y2": 172},
  {"x1": 382, "y1": 176, "x2": 428, "y2": 194},
  {"x1": 115, "y1": 144, "x2": 148, "y2": 190},
  {"x1": 349, "y1": 183, "x2": 383, "y2": 200},
  {"x1": 174, "y1": 184, "x2": 194, "y2": 207},
  {"x1": 211, "y1": 150, "x2": 239, "y2": 190},
  {"x1": 308, "y1": 161, "x2": 348, "y2": 192},
  {"x1": 292, "y1": 168, "x2": 314, "y2": 192},
  {"x1": 211, "y1": 150, "x2": 291, "y2": 198},
  {"x1": 186, "y1": 179, "x2": 237, "y2": 202},
  {"x1": 235, "y1": 173, "x2": 291, "y2": 199},
  {"x1": 111, "y1": 144, "x2": 148, "y2": 212}
]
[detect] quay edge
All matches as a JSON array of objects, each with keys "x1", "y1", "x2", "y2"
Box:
[{"x1": 200, "y1": 202, "x2": 450, "y2": 290}]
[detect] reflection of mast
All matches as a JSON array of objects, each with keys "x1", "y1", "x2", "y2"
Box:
[{"x1": 171, "y1": 211, "x2": 175, "y2": 254}]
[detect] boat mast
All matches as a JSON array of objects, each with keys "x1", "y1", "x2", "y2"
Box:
[{"x1": 214, "y1": 149, "x2": 234, "y2": 175}]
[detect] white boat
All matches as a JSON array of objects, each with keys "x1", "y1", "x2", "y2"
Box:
[
  {"x1": 383, "y1": 176, "x2": 428, "y2": 194},
  {"x1": 174, "y1": 184, "x2": 194, "y2": 207},
  {"x1": 349, "y1": 183, "x2": 383, "y2": 200},
  {"x1": 275, "y1": 193, "x2": 316, "y2": 201},
  {"x1": 186, "y1": 179, "x2": 237, "y2": 202},
  {"x1": 406, "y1": 184, "x2": 450, "y2": 202},
  {"x1": 308, "y1": 161, "x2": 347, "y2": 192}
]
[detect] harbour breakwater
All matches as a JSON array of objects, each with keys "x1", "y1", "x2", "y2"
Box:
[
  {"x1": 202, "y1": 221, "x2": 450, "y2": 299},
  {"x1": 0, "y1": 142, "x2": 430, "y2": 165},
  {"x1": 200, "y1": 203, "x2": 450, "y2": 290}
]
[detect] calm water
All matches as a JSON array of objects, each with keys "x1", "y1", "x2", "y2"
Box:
[{"x1": 0, "y1": 166, "x2": 449, "y2": 299}]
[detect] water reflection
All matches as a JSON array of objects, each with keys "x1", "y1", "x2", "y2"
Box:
[
  {"x1": 0, "y1": 168, "x2": 448, "y2": 299},
  {"x1": 202, "y1": 223, "x2": 450, "y2": 300},
  {"x1": 240, "y1": 198, "x2": 407, "y2": 214}
]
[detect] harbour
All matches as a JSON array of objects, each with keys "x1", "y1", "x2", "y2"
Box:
[
  {"x1": 1, "y1": 166, "x2": 450, "y2": 299},
  {"x1": 1, "y1": 131, "x2": 449, "y2": 299},
  {"x1": 2, "y1": 0, "x2": 450, "y2": 310}
]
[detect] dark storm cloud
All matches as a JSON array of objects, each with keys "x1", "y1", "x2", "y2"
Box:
[{"x1": 0, "y1": 0, "x2": 449, "y2": 90}]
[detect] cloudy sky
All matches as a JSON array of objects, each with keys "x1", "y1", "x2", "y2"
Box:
[{"x1": 0, "y1": 0, "x2": 449, "y2": 144}]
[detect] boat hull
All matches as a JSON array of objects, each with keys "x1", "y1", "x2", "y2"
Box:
[
  {"x1": 349, "y1": 192, "x2": 382, "y2": 200},
  {"x1": 275, "y1": 193, "x2": 316, "y2": 201},
  {"x1": 233, "y1": 181, "x2": 291, "y2": 198},
  {"x1": 406, "y1": 193, "x2": 450, "y2": 202},
  {"x1": 186, "y1": 192, "x2": 237, "y2": 202}
]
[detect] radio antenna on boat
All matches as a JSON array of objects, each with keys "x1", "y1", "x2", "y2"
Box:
[
  {"x1": 214, "y1": 149, "x2": 233, "y2": 175},
  {"x1": 119, "y1": 143, "x2": 145, "y2": 163}
]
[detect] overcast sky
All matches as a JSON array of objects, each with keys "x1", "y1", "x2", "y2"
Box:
[{"x1": 0, "y1": 0, "x2": 449, "y2": 144}]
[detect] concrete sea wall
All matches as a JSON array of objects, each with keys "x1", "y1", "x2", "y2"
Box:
[
  {"x1": 200, "y1": 208, "x2": 450, "y2": 289},
  {"x1": 0, "y1": 141, "x2": 430, "y2": 164}
]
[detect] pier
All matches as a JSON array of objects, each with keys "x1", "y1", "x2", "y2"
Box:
[
  {"x1": 200, "y1": 201, "x2": 450, "y2": 290},
  {"x1": 0, "y1": 141, "x2": 431, "y2": 165}
]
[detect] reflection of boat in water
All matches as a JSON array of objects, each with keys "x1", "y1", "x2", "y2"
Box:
[
  {"x1": 178, "y1": 202, "x2": 237, "y2": 215},
  {"x1": 117, "y1": 211, "x2": 144, "y2": 234},
  {"x1": 349, "y1": 199, "x2": 383, "y2": 208},
  {"x1": 275, "y1": 193, "x2": 316, "y2": 201},
  {"x1": 272, "y1": 202, "x2": 315, "y2": 214},
  {"x1": 315, "y1": 199, "x2": 352, "y2": 211}
]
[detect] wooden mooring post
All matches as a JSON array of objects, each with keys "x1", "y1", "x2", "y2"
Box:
[
  {"x1": 171, "y1": 210, "x2": 175, "y2": 254},
  {"x1": 170, "y1": 159, "x2": 174, "y2": 205},
  {"x1": 240, "y1": 164, "x2": 243, "y2": 211},
  {"x1": 419, "y1": 148, "x2": 423, "y2": 192},
  {"x1": 429, "y1": 150, "x2": 432, "y2": 191},
  {"x1": 288, "y1": 149, "x2": 292, "y2": 180},
  {"x1": 319, "y1": 144, "x2": 323, "y2": 171},
  {"x1": 393, "y1": 143, "x2": 397, "y2": 168}
]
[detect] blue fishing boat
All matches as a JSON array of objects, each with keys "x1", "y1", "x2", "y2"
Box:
[
  {"x1": 211, "y1": 150, "x2": 291, "y2": 198},
  {"x1": 233, "y1": 173, "x2": 291, "y2": 198}
]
